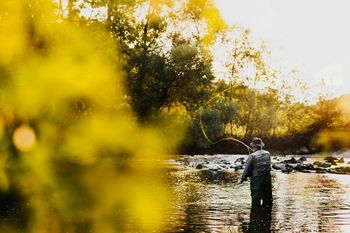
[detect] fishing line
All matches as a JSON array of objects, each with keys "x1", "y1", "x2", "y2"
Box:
[{"x1": 198, "y1": 81, "x2": 253, "y2": 154}]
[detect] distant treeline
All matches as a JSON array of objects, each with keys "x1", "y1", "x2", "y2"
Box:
[{"x1": 180, "y1": 82, "x2": 349, "y2": 154}]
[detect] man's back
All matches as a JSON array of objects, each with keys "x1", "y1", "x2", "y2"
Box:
[
  {"x1": 250, "y1": 149, "x2": 271, "y2": 177},
  {"x1": 240, "y1": 149, "x2": 271, "y2": 182}
]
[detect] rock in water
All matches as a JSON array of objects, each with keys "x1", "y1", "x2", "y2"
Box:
[
  {"x1": 313, "y1": 161, "x2": 332, "y2": 168},
  {"x1": 228, "y1": 164, "x2": 243, "y2": 171},
  {"x1": 328, "y1": 166, "x2": 350, "y2": 174},
  {"x1": 284, "y1": 157, "x2": 299, "y2": 164},
  {"x1": 315, "y1": 167, "x2": 327, "y2": 173},
  {"x1": 313, "y1": 161, "x2": 322, "y2": 167},
  {"x1": 324, "y1": 156, "x2": 337, "y2": 163},
  {"x1": 338, "y1": 157, "x2": 345, "y2": 163},
  {"x1": 320, "y1": 163, "x2": 332, "y2": 168},
  {"x1": 235, "y1": 158, "x2": 245, "y2": 164},
  {"x1": 196, "y1": 164, "x2": 204, "y2": 169},
  {"x1": 281, "y1": 167, "x2": 294, "y2": 174},
  {"x1": 272, "y1": 163, "x2": 286, "y2": 170},
  {"x1": 220, "y1": 160, "x2": 231, "y2": 165},
  {"x1": 294, "y1": 163, "x2": 314, "y2": 172}
]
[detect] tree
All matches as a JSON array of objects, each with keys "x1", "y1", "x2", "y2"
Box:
[
  {"x1": 312, "y1": 96, "x2": 343, "y2": 129},
  {"x1": 64, "y1": 0, "x2": 225, "y2": 121},
  {"x1": 220, "y1": 29, "x2": 278, "y2": 139}
]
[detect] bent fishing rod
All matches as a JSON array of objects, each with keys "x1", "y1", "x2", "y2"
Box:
[{"x1": 197, "y1": 82, "x2": 253, "y2": 154}]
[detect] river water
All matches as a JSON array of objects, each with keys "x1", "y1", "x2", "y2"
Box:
[{"x1": 165, "y1": 154, "x2": 350, "y2": 233}]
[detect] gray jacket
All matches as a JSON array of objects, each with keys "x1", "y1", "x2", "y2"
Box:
[{"x1": 240, "y1": 149, "x2": 271, "y2": 182}]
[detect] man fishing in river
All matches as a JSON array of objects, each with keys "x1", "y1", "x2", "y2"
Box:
[{"x1": 239, "y1": 137, "x2": 273, "y2": 209}]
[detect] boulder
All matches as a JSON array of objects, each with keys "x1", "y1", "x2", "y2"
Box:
[
  {"x1": 196, "y1": 164, "x2": 204, "y2": 169},
  {"x1": 284, "y1": 157, "x2": 299, "y2": 164},
  {"x1": 320, "y1": 163, "x2": 332, "y2": 168},
  {"x1": 305, "y1": 163, "x2": 315, "y2": 170},
  {"x1": 314, "y1": 161, "x2": 333, "y2": 168},
  {"x1": 286, "y1": 163, "x2": 298, "y2": 169},
  {"x1": 281, "y1": 167, "x2": 294, "y2": 174},
  {"x1": 294, "y1": 163, "x2": 314, "y2": 172},
  {"x1": 337, "y1": 166, "x2": 350, "y2": 174},
  {"x1": 313, "y1": 161, "x2": 323, "y2": 167},
  {"x1": 315, "y1": 167, "x2": 327, "y2": 173},
  {"x1": 235, "y1": 158, "x2": 245, "y2": 164},
  {"x1": 299, "y1": 157, "x2": 307, "y2": 162},
  {"x1": 328, "y1": 166, "x2": 350, "y2": 174},
  {"x1": 272, "y1": 163, "x2": 286, "y2": 170},
  {"x1": 324, "y1": 156, "x2": 337, "y2": 163},
  {"x1": 338, "y1": 157, "x2": 345, "y2": 163},
  {"x1": 220, "y1": 160, "x2": 231, "y2": 165},
  {"x1": 229, "y1": 164, "x2": 243, "y2": 171}
]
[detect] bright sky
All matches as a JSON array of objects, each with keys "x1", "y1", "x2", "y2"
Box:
[{"x1": 215, "y1": 0, "x2": 350, "y2": 99}]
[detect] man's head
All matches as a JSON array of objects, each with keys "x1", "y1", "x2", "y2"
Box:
[{"x1": 250, "y1": 137, "x2": 264, "y2": 152}]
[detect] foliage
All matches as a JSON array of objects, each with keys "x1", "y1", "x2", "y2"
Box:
[
  {"x1": 77, "y1": 0, "x2": 219, "y2": 121},
  {"x1": 0, "y1": 1, "x2": 178, "y2": 232},
  {"x1": 59, "y1": 0, "x2": 349, "y2": 156}
]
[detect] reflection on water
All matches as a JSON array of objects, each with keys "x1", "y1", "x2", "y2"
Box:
[
  {"x1": 166, "y1": 155, "x2": 350, "y2": 233},
  {"x1": 243, "y1": 206, "x2": 272, "y2": 233}
]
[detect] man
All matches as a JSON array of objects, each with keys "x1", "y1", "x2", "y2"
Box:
[{"x1": 239, "y1": 137, "x2": 272, "y2": 208}]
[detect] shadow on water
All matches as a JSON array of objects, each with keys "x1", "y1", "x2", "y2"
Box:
[
  {"x1": 166, "y1": 155, "x2": 350, "y2": 233},
  {"x1": 198, "y1": 170, "x2": 240, "y2": 185}
]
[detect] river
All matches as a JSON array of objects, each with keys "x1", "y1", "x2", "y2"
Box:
[{"x1": 165, "y1": 154, "x2": 350, "y2": 233}]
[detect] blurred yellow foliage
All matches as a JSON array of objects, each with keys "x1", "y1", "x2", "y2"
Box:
[
  {"x1": 185, "y1": 0, "x2": 227, "y2": 45},
  {"x1": 0, "y1": 0, "x2": 175, "y2": 232},
  {"x1": 0, "y1": 1, "x2": 26, "y2": 65},
  {"x1": 201, "y1": 3, "x2": 226, "y2": 45},
  {"x1": 314, "y1": 96, "x2": 350, "y2": 153},
  {"x1": 315, "y1": 129, "x2": 350, "y2": 153}
]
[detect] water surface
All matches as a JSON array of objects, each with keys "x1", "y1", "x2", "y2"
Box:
[{"x1": 166, "y1": 155, "x2": 350, "y2": 233}]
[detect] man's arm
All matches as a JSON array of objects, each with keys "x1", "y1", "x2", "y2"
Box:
[{"x1": 239, "y1": 154, "x2": 253, "y2": 183}]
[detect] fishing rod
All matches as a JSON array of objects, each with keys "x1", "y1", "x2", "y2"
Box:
[{"x1": 198, "y1": 81, "x2": 253, "y2": 154}]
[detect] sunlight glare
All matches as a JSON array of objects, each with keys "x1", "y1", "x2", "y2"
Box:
[{"x1": 317, "y1": 64, "x2": 344, "y2": 88}]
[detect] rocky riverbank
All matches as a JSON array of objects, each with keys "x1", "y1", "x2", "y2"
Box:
[{"x1": 175, "y1": 154, "x2": 350, "y2": 175}]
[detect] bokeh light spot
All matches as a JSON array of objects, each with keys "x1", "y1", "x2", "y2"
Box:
[{"x1": 13, "y1": 125, "x2": 37, "y2": 152}]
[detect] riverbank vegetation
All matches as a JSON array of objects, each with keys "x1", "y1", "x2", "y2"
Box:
[{"x1": 60, "y1": 0, "x2": 350, "y2": 154}]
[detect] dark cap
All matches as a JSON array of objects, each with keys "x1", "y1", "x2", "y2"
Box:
[{"x1": 250, "y1": 137, "x2": 264, "y2": 148}]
